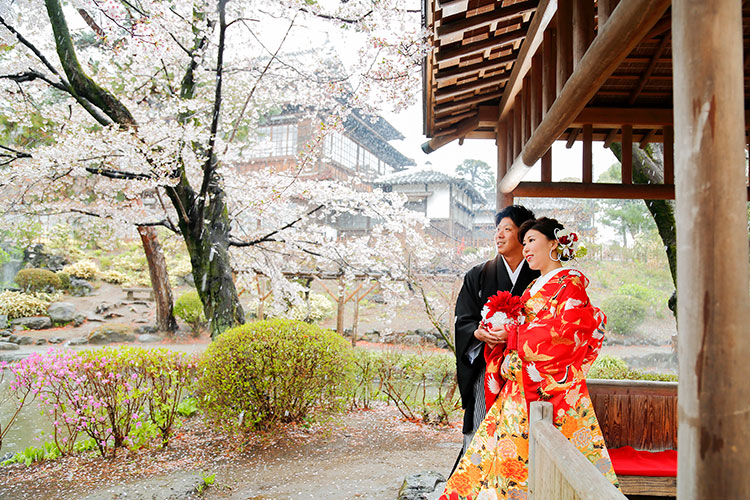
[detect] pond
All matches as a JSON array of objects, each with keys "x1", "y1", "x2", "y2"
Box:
[{"x1": 0, "y1": 368, "x2": 53, "y2": 457}]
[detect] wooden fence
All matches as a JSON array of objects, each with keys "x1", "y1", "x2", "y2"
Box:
[{"x1": 528, "y1": 401, "x2": 627, "y2": 500}]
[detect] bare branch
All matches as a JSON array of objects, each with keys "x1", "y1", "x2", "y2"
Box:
[
  {"x1": 85, "y1": 166, "x2": 154, "y2": 180},
  {"x1": 228, "y1": 204, "x2": 325, "y2": 247},
  {"x1": 298, "y1": 7, "x2": 373, "y2": 24}
]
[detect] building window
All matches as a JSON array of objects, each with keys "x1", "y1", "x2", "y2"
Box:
[
  {"x1": 324, "y1": 132, "x2": 358, "y2": 169},
  {"x1": 250, "y1": 124, "x2": 298, "y2": 157}
]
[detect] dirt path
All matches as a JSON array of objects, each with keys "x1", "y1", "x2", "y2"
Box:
[{"x1": 0, "y1": 404, "x2": 458, "y2": 500}]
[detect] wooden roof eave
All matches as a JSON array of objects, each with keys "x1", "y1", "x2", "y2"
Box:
[{"x1": 498, "y1": 0, "x2": 672, "y2": 194}]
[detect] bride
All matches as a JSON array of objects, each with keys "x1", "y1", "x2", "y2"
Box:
[{"x1": 439, "y1": 217, "x2": 618, "y2": 500}]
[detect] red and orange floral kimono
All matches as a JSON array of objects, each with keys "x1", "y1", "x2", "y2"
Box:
[{"x1": 440, "y1": 268, "x2": 618, "y2": 500}]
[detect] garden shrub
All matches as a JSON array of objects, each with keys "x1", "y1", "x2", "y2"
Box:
[
  {"x1": 62, "y1": 260, "x2": 99, "y2": 280},
  {"x1": 14, "y1": 268, "x2": 62, "y2": 293},
  {"x1": 0, "y1": 290, "x2": 50, "y2": 319},
  {"x1": 174, "y1": 291, "x2": 206, "y2": 336},
  {"x1": 586, "y1": 355, "x2": 677, "y2": 382},
  {"x1": 602, "y1": 295, "x2": 647, "y2": 335},
  {"x1": 100, "y1": 270, "x2": 128, "y2": 284},
  {"x1": 287, "y1": 293, "x2": 335, "y2": 323},
  {"x1": 197, "y1": 319, "x2": 354, "y2": 432},
  {"x1": 9, "y1": 347, "x2": 197, "y2": 457},
  {"x1": 55, "y1": 271, "x2": 70, "y2": 290}
]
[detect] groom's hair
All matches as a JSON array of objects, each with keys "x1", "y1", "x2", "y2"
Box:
[{"x1": 494, "y1": 205, "x2": 535, "y2": 228}]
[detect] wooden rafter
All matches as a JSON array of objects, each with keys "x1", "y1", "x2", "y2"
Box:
[
  {"x1": 435, "y1": 23, "x2": 529, "y2": 64},
  {"x1": 628, "y1": 35, "x2": 671, "y2": 105},
  {"x1": 436, "y1": 0, "x2": 537, "y2": 41}
]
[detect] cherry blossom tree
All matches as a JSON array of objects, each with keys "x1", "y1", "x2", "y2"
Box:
[{"x1": 0, "y1": 0, "x2": 428, "y2": 336}]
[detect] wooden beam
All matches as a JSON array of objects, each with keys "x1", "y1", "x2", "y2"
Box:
[
  {"x1": 638, "y1": 128, "x2": 656, "y2": 149},
  {"x1": 566, "y1": 127, "x2": 580, "y2": 148},
  {"x1": 628, "y1": 34, "x2": 671, "y2": 105},
  {"x1": 541, "y1": 150, "x2": 552, "y2": 182},
  {"x1": 663, "y1": 124, "x2": 674, "y2": 184},
  {"x1": 621, "y1": 124, "x2": 633, "y2": 184},
  {"x1": 572, "y1": 107, "x2": 673, "y2": 127},
  {"x1": 498, "y1": 0, "x2": 671, "y2": 193},
  {"x1": 436, "y1": 0, "x2": 537, "y2": 40},
  {"x1": 522, "y1": 75, "x2": 531, "y2": 143},
  {"x1": 497, "y1": 0, "x2": 557, "y2": 123},
  {"x1": 435, "y1": 24, "x2": 529, "y2": 64},
  {"x1": 556, "y1": 0, "x2": 573, "y2": 96},
  {"x1": 434, "y1": 89, "x2": 503, "y2": 116},
  {"x1": 572, "y1": 0, "x2": 595, "y2": 68},
  {"x1": 583, "y1": 124, "x2": 593, "y2": 182},
  {"x1": 603, "y1": 128, "x2": 619, "y2": 148},
  {"x1": 514, "y1": 181, "x2": 676, "y2": 199},
  {"x1": 497, "y1": 120, "x2": 513, "y2": 208},
  {"x1": 513, "y1": 94, "x2": 522, "y2": 157},
  {"x1": 673, "y1": 1, "x2": 750, "y2": 497},
  {"x1": 435, "y1": 72, "x2": 509, "y2": 100},
  {"x1": 531, "y1": 52, "x2": 543, "y2": 131},
  {"x1": 435, "y1": 58, "x2": 513, "y2": 84},
  {"x1": 422, "y1": 113, "x2": 480, "y2": 153}
]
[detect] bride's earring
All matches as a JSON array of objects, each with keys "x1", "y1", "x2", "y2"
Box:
[{"x1": 549, "y1": 247, "x2": 561, "y2": 262}]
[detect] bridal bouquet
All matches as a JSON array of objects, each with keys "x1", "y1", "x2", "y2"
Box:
[
  {"x1": 480, "y1": 291, "x2": 525, "y2": 331},
  {"x1": 482, "y1": 291, "x2": 525, "y2": 411}
]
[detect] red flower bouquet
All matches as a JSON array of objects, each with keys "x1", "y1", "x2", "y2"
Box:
[{"x1": 481, "y1": 291, "x2": 525, "y2": 412}]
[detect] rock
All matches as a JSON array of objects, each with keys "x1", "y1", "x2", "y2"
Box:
[
  {"x1": 73, "y1": 313, "x2": 86, "y2": 327},
  {"x1": 86, "y1": 313, "x2": 105, "y2": 322},
  {"x1": 47, "y1": 302, "x2": 76, "y2": 323},
  {"x1": 0, "y1": 342, "x2": 19, "y2": 351},
  {"x1": 48, "y1": 337, "x2": 63, "y2": 344},
  {"x1": 134, "y1": 318, "x2": 149, "y2": 324},
  {"x1": 423, "y1": 334, "x2": 437, "y2": 345},
  {"x1": 135, "y1": 325, "x2": 158, "y2": 334},
  {"x1": 35, "y1": 338, "x2": 46, "y2": 345},
  {"x1": 95, "y1": 302, "x2": 112, "y2": 314},
  {"x1": 11, "y1": 316, "x2": 52, "y2": 330},
  {"x1": 8, "y1": 335, "x2": 17, "y2": 343},
  {"x1": 103, "y1": 311, "x2": 123, "y2": 319},
  {"x1": 436, "y1": 339, "x2": 449, "y2": 349},
  {"x1": 403, "y1": 334, "x2": 423, "y2": 346},
  {"x1": 137, "y1": 334, "x2": 162, "y2": 343},
  {"x1": 398, "y1": 471, "x2": 446, "y2": 500},
  {"x1": 87, "y1": 324, "x2": 135, "y2": 344},
  {"x1": 47, "y1": 254, "x2": 67, "y2": 272},
  {"x1": 0, "y1": 329, "x2": 10, "y2": 338},
  {"x1": 382, "y1": 333, "x2": 397, "y2": 344},
  {"x1": 0, "y1": 314, "x2": 7, "y2": 329},
  {"x1": 65, "y1": 337, "x2": 88, "y2": 346},
  {"x1": 17, "y1": 336, "x2": 33, "y2": 346},
  {"x1": 70, "y1": 278, "x2": 93, "y2": 297}
]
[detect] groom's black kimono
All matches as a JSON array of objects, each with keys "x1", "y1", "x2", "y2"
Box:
[{"x1": 454, "y1": 255, "x2": 539, "y2": 434}]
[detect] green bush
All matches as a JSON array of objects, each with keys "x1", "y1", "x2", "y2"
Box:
[
  {"x1": 197, "y1": 319, "x2": 354, "y2": 431},
  {"x1": 0, "y1": 290, "x2": 50, "y2": 319},
  {"x1": 602, "y1": 295, "x2": 648, "y2": 335},
  {"x1": 14, "y1": 268, "x2": 62, "y2": 293},
  {"x1": 56, "y1": 271, "x2": 70, "y2": 290},
  {"x1": 100, "y1": 270, "x2": 128, "y2": 285},
  {"x1": 587, "y1": 355, "x2": 677, "y2": 382},
  {"x1": 174, "y1": 291, "x2": 206, "y2": 336}
]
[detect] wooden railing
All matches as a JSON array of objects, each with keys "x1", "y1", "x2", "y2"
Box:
[{"x1": 528, "y1": 401, "x2": 627, "y2": 500}]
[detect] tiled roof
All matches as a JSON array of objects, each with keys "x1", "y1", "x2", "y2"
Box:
[{"x1": 375, "y1": 170, "x2": 485, "y2": 203}]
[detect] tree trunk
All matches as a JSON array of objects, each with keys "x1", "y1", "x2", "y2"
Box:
[
  {"x1": 170, "y1": 180, "x2": 244, "y2": 338},
  {"x1": 137, "y1": 226, "x2": 177, "y2": 333},
  {"x1": 610, "y1": 142, "x2": 677, "y2": 317}
]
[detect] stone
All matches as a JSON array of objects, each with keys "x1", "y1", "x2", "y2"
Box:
[
  {"x1": 382, "y1": 333, "x2": 397, "y2": 344},
  {"x1": 135, "y1": 325, "x2": 158, "y2": 334},
  {"x1": 73, "y1": 313, "x2": 86, "y2": 327},
  {"x1": 35, "y1": 338, "x2": 46, "y2": 345},
  {"x1": 11, "y1": 316, "x2": 52, "y2": 330},
  {"x1": 47, "y1": 255, "x2": 67, "y2": 272},
  {"x1": 0, "y1": 314, "x2": 7, "y2": 329},
  {"x1": 423, "y1": 334, "x2": 437, "y2": 345},
  {"x1": 70, "y1": 278, "x2": 93, "y2": 297},
  {"x1": 436, "y1": 339, "x2": 449, "y2": 349},
  {"x1": 17, "y1": 336, "x2": 33, "y2": 345},
  {"x1": 87, "y1": 324, "x2": 135, "y2": 345},
  {"x1": 0, "y1": 342, "x2": 19, "y2": 351},
  {"x1": 48, "y1": 337, "x2": 63, "y2": 344},
  {"x1": 137, "y1": 334, "x2": 162, "y2": 343},
  {"x1": 47, "y1": 302, "x2": 76, "y2": 323},
  {"x1": 65, "y1": 337, "x2": 88, "y2": 346},
  {"x1": 86, "y1": 313, "x2": 105, "y2": 322},
  {"x1": 103, "y1": 311, "x2": 123, "y2": 319},
  {"x1": 95, "y1": 303, "x2": 112, "y2": 314},
  {"x1": 398, "y1": 471, "x2": 446, "y2": 500},
  {"x1": 403, "y1": 334, "x2": 423, "y2": 346},
  {"x1": 134, "y1": 318, "x2": 149, "y2": 323}
]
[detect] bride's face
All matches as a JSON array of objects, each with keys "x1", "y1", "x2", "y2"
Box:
[{"x1": 522, "y1": 229, "x2": 557, "y2": 271}]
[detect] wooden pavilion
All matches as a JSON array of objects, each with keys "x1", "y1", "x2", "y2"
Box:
[{"x1": 421, "y1": 0, "x2": 750, "y2": 498}]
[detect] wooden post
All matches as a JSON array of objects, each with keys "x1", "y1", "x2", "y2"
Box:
[
  {"x1": 528, "y1": 401, "x2": 553, "y2": 500},
  {"x1": 673, "y1": 1, "x2": 750, "y2": 498},
  {"x1": 556, "y1": 1, "x2": 573, "y2": 96},
  {"x1": 531, "y1": 53, "x2": 543, "y2": 131},
  {"x1": 541, "y1": 150, "x2": 552, "y2": 182},
  {"x1": 336, "y1": 275, "x2": 345, "y2": 335},
  {"x1": 663, "y1": 125, "x2": 674, "y2": 184},
  {"x1": 621, "y1": 124, "x2": 632, "y2": 184},
  {"x1": 522, "y1": 76, "x2": 531, "y2": 144},
  {"x1": 514, "y1": 95, "x2": 522, "y2": 157},
  {"x1": 582, "y1": 123, "x2": 593, "y2": 183},
  {"x1": 542, "y1": 29, "x2": 556, "y2": 116},
  {"x1": 572, "y1": 0, "x2": 595, "y2": 69},
  {"x1": 598, "y1": 0, "x2": 619, "y2": 28},
  {"x1": 497, "y1": 120, "x2": 513, "y2": 209}
]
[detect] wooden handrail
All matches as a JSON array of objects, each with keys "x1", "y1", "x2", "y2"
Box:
[{"x1": 528, "y1": 401, "x2": 627, "y2": 500}]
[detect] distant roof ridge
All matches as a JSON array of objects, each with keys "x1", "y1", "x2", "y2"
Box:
[{"x1": 375, "y1": 169, "x2": 485, "y2": 203}]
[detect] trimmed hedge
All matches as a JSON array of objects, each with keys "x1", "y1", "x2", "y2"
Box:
[
  {"x1": 198, "y1": 319, "x2": 354, "y2": 432},
  {"x1": 14, "y1": 268, "x2": 62, "y2": 293}
]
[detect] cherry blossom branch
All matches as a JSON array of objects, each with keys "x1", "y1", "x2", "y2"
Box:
[
  {"x1": 228, "y1": 204, "x2": 324, "y2": 247},
  {"x1": 85, "y1": 166, "x2": 154, "y2": 180},
  {"x1": 0, "y1": 144, "x2": 32, "y2": 166}
]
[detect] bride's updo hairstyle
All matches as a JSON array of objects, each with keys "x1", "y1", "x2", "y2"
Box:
[{"x1": 518, "y1": 217, "x2": 572, "y2": 261}]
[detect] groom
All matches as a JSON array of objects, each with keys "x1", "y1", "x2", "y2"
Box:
[{"x1": 454, "y1": 204, "x2": 539, "y2": 459}]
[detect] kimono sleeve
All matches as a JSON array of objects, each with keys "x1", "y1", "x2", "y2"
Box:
[{"x1": 518, "y1": 273, "x2": 605, "y2": 411}]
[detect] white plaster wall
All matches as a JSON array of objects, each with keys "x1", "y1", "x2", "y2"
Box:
[{"x1": 426, "y1": 184, "x2": 450, "y2": 219}]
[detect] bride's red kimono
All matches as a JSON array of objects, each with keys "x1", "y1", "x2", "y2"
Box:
[{"x1": 440, "y1": 268, "x2": 618, "y2": 500}]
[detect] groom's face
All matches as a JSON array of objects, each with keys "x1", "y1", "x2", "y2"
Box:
[{"x1": 495, "y1": 217, "x2": 523, "y2": 257}]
